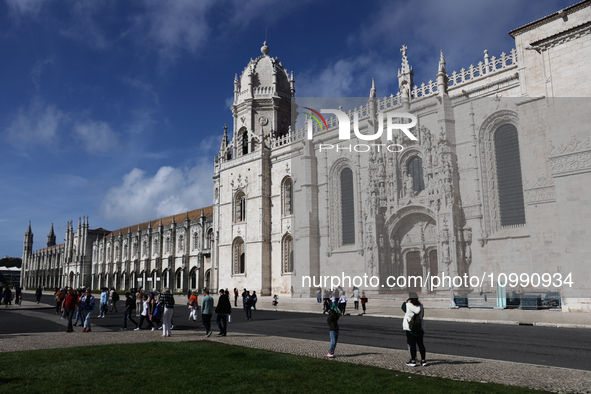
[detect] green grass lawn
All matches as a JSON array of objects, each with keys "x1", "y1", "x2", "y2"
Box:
[{"x1": 0, "y1": 341, "x2": 548, "y2": 394}]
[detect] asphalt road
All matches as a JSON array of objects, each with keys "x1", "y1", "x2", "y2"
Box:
[{"x1": 2, "y1": 293, "x2": 589, "y2": 371}]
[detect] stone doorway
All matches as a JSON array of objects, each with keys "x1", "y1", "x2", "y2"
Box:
[{"x1": 406, "y1": 251, "x2": 422, "y2": 292}]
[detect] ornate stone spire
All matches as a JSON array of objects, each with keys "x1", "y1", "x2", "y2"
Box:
[
  {"x1": 397, "y1": 44, "x2": 414, "y2": 95},
  {"x1": 437, "y1": 50, "x2": 449, "y2": 96},
  {"x1": 370, "y1": 78, "x2": 376, "y2": 98}
]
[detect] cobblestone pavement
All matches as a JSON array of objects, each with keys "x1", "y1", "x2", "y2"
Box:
[{"x1": 0, "y1": 328, "x2": 589, "y2": 393}]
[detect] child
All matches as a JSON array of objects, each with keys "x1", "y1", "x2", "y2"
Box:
[
  {"x1": 272, "y1": 294, "x2": 278, "y2": 306},
  {"x1": 326, "y1": 302, "x2": 340, "y2": 358}
]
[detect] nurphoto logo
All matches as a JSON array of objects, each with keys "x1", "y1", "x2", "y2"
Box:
[{"x1": 305, "y1": 107, "x2": 418, "y2": 153}]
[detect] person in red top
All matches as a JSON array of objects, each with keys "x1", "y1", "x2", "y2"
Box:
[{"x1": 61, "y1": 287, "x2": 77, "y2": 332}]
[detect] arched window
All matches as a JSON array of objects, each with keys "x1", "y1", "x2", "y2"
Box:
[
  {"x1": 190, "y1": 268, "x2": 197, "y2": 289},
  {"x1": 282, "y1": 234, "x2": 293, "y2": 274},
  {"x1": 194, "y1": 232, "x2": 200, "y2": 250},
  {"x1": 407, "y1": 156, "x2": 425, "y2": 192},
  {"x1": 178, "y1": 235, "x2": 184, "y2": 252},
  {"x1": 133, "y1": 240, "x2": 138, "y2": 258},
  {"x1": 153, "y1": 238, "x2": 158, "y2": 255},
  {"x1": 234, "y1": 191, "x2": 246, "y2": 222},
  {"x1": 282, "y1": 177, "x2": 293, "y2": 216},
  {"x1": 124, "y1": 242, "x2": 128, "y2": 259},
  {"x1": 142, "y1": 241, "x2": 147, "y2": 257},
  {"x1": 341, "y1": 168, "x2": 355, "y2": 245},
  {"x1": 175, "y1": 269, "x2": 182, "y2": 289},
  {"x1": 115, "y1": 245, "x2": 119, "y2": 261},
  {"x1": 494, "y1": 124, "x2": 525, "y2": 226},
  {"x1": 166, "y1": 237, "x2": 171, "y2": 253},
  {"x1": 241, "y1": 128, "x2": 249, "y2": 155},
  {"x1": 233, "y1": 237, "x2": 245, "y2": 275}
]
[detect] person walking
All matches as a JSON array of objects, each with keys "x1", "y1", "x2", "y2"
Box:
[
  {"x1": 215, "y1": 289, "x2": 232, "y2": 336},
  {"x1": 3, "y1": 286, "x2": 12, "y2": 307},
  {"x1": 360, "y1": 291, "x2": 368, "y2": 314},
  {"x1": 353, "y1": 287, "x2": 360, "y2": 310},
  {"x1": 188, "y1": 291, "x2": 199, "y2": 322},
  {"x1": 35, "y1": 286, "x2": 42, "y2": 304},
  {"x1": 80, "y1": 289, "x2": 95, "y2": 332},
  {"x1": 243, "y1": 290, "x2": 252, "y2": 321},
  {"x1": 110, "y1": 290, "x2": 120, "y2": 313},
  {"x1": 98, "y1": 288, "x2": 108, "y2": 318},
  {"x1": 62, "y1": 287, "x2": 77, "y2": 332},
  {"x1": 55, "y1": 288, "x2": 64, "y2": 314},
  {"x1": 136, "y1": 295, "x2": 154, "y2": 330},
  {"x1": 338, "y1": 292, "x2": 348, "y2": 315},
  {"x1": 316, "y1": 288, "x2": 322, "y2": 303},
  {"x1": 160, "y1": 288, "x2": 175, "y2": 337},
  {"x1": 201, "y1": 289, "x2": 214, "y2": 337},
  {"x1": 326, "y1": 301, "x2": 340, "y2": 358},
  {"x1": 402, "y1": 291, "x2": 427, "y2": 367},
  {"x1": 122, "y1": 292, "x2": 139, "y2": 330},
  {"x1": 233, "y1": 288, "x2": 238, "y2": 307},
  {"x1": 251, "y1": 291, "x2": 258, "y2": 311},
  {"x1": 73, "y1": 290, "x2": 83, "y2": 326},
  {"x1": 272, "y1": 294, "x2": 278, "y2": 306},
  {"x1": 149, "y1": 293, "x2": 162, "y2": 330},
  {"x1": 15, "y1": 285, "x2": 22, "y2": 306}
]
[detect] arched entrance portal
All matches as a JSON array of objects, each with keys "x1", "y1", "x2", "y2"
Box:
[{"x1": 387, "y1": 210, "x2": 438, "y2": 293}]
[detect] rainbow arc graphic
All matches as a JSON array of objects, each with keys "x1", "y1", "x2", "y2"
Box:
[{"x1": 304, "y1": 107, "x2": 329, "y2": 131}]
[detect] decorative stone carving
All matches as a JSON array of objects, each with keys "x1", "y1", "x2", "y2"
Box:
[
  {"x1": 523, "y1": 176, "x2": 556, "y2": 204},
  {"x1": 549, "y1": 136, "x2": 591, "y2": 177}
]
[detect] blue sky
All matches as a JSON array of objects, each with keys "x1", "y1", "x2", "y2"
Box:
[{"x1": 0, "y1": 0, "x2": 577, "y2": 257}]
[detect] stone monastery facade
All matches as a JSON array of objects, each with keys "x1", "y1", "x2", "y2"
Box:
[{"x1": 22, "y1": 1, "x2": 591, "y2": 311}]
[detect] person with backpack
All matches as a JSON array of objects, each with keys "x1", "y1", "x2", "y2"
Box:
[
  {"x1": 122, "y1": 292, "x2": 139, "y2": 330},
  {"x1": 188, "y1": 291, "x2": 199, "y2": 322},
  {"x1": 326, "y1": 301, "x2": 340, "y2": 358},
  {"x1": 402, "y1": 291, "x2": 426, "y2": 367},
  {"x1": 80, "y1": 289, "x2": 96, "y2": 332}
]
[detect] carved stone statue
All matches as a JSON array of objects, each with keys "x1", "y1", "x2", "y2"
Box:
[{"x1": 405, "y1": 174, "x2": 414, "y2": 198}]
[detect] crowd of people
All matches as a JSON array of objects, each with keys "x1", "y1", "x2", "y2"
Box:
[
  {"x1": 11, "y1": 284, "x2": 427, "y2": 366},
  {"x1": 319, "y1": 287, "x2": 368, "y2": 316}
]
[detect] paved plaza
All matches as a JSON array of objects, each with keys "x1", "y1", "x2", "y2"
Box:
[{"x1": 1, "y1": 291, "x2": 590, "y2": 393}]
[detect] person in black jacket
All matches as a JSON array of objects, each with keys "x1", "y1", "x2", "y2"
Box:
[
  {"x1": 326, "y1": 302, "x2": 340, "y2": 358},
  {"x1": 215, "y1": 289, "x2": 232, "y2": 336},
  {"x1": 35, "y1": 287, "x2": 43, "y2": 304}
]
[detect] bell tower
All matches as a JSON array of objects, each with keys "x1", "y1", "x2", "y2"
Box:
[{"x1": 213, "y1": 42, "x2": 295, "y2": 295}]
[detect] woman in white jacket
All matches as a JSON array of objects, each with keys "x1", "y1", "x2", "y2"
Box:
[{"x1": 402, "y1": 291, "x2": 426, "y2": 367}]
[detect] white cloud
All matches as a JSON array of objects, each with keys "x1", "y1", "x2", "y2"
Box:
[
  {"x1": 72, "y1": 120, "x2": 119, "y2": 154},
  {"x1": 296, "y1": 55, "x2": 398, "y2": 98},
  {"x1": 5, "y1": 98, "x2": 64, "y2": 151},
  {"x1": 100, "y1": 158, "x2": 213, "y2": 226},
  {"x1": 132, "y1": 0, "x2": 216, "y2": 63},
  {"x1": 6, "y1": 0, "x2": 48, "y2": 18}
]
